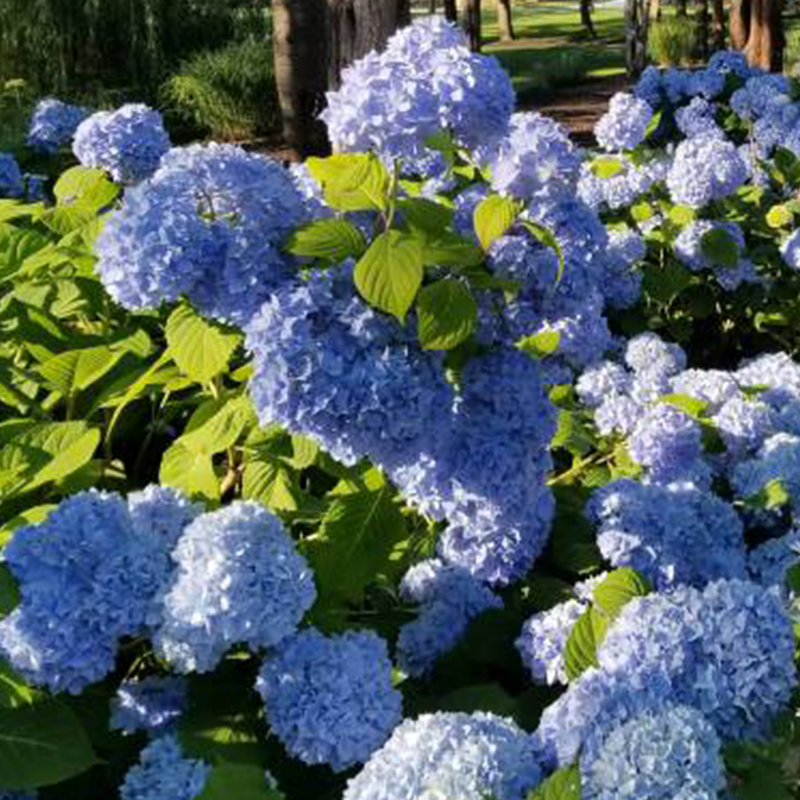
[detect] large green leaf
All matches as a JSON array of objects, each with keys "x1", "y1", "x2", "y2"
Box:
[
  {"x1": 160, "y1": 442, "x2": 219, "y2": 502},
  {"x1": 0, "y1": 699, "x2": 96, "y2": 789},
  {"x1": 177, "y1": 395, "x2": 255, "y2": 456},
  {"x1": 354, "y1": 230, "x2": 423, "y2": 321},
  {"x1": 563, "y1": 607, "x2": 607, "y2": 681},
  {"x1": 286, "y1": 218, "x2": 366, "y2": 261},
  {"x1": 53, "y1": 166, "x2": 120, "y2": 213},
  {"x1": 0, "y1": 660, "x2": 36, "y2": 710},
  {"x1": 700, "y1": 227, "x2": 739, "y2": 268},
  {"x1": 473, "y1": 194, "x2": 520, "y2": 251},
  {"x1": 303, "y1": 485, "x2": 408, "y2": 602},
  {"x1": 591, "y1": 568, "x2": 651, "y2": 620},
  {"x1": 166, "y1": 304, "x2": 240, "y2": 385},
  {"x1": 527, "y1": 765, "x2": 581, "y2": 799},
  {"x1": 198, "y1": 763, "x2": 284, "y2": 800},
  {"x1": 305, "y1": 153, "x2": 390, "y2": 212},
  {"x1": 416, "y1": 279, "x2": 477, "y2": 350}
]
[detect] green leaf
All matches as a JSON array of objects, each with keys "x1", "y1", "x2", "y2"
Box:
[
  {"x1": 658, "y1": 393, "x2": 710, "y2": 419},
  {"x1": 592, "y1": 568, "x2": 651, "y2": 620},
  {"x1": 642, "y1": 261, "x2": 693, "y2": 304},
  {"x1": 303, "y1": 485, "x2": 407, "y2": 602},
  {"x1": 563, "y1": 608, "x2": 606, "y2": 681},
  {"x1": 165, "y1": 304, "x2": 240, "y2": 384},
  {"x1": 700, "y1": 228, "x2": 739, "y2": 268},
  {"x1": 53, "y1": 166, "x2": 120, "y2": 212},
  {"x1": 527, "y1": 765, "x2": 581, "y2": 800},
  {"x1": 517, "y1": 331, "x2": 560, "y2": 358},
  {"x1": 285, "y1": 218, "x2": 366, "y2": 261},
  {"x1": 0, "y1": 660, "x2": 36, "y2": 709},
  {"x1": 0, "y1": 698, "x2": 96, "y2": 789},
  {"x1": 667, "y1": 204, "x2": 696, "y2": 227},
  {"x1": 644, "y1": 109, "x2": 663, "y2": 138},
  {"x1": 290, "y1": 434, "x2": 319, "y2": 470},
  {"x1": 0, "y1": 565, "x2": 20, "y2": 617},
  {"x1": 36, "y1": 346, "x2": 126, "y2": 396},
  {"x1": 305, "y1": 153, "x2": 389, "y2": 212},
  {"x1": 766, "y1": 204, "x2": 794, "y2": 229},
  {"x1": 242, "y1": 453, "x2": 297, "y2": 512},
  {"x1": 416, "y1": 279, "x2": 477, "y2": 350},
  {"x1": 177, "y1": 395, "x2": 255, "y2": 456},
  {"x1": 552, "y1": 410, "x2": 596, "y2": 457},
  {"x1": 743, "y1": 478, "x2": 791, "y2": 511},
  {"x1": 590, "y1": 157, "x2": 625, "y2": 179},
  {"x1": 160, "y1": 443, "x2": 219, "y2": 502},
  {"x1": 198, "y1": 762, "x2": 284, "y2": 800},
  {"x1": 420, "y1": 233, "x2": 485, "y2": 267},
  {"x1": 398, "y1": 197, "x2": 454, "y2": 236},
  {"x1": 631, "y1": 201, "x2": 654, "y2": 223},
  {"x1": 354, "y1": 230, "x2": 423, "y2": 321},
  {"x1": 519, "y1": 220, "x2": 565, "y2": 282},
  {"x1": 473, "y1": 195, "x2": 521, "y2": 251}
]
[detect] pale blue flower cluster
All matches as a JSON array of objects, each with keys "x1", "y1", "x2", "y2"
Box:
[
  {"x1": 110, "y1": 676, "x2": 188, "y2": 735},
  {"x1": 73, "y1": 104, "x2": 170, "y2": 184},
  {"x1": 0, "y1": 489, "x2": 183, "y2": 693},
  {"x1": 343, "y1": 712, "x2": 541, "y2": 800},
  {"x1": 600, "y1": 229, "x2": 644, "y2": 309},
  {"x1": 578, "y1": 157, "x2": 668, "y2": 212},
  {"x1": 26, "y1": 98, "x2": 88, "y2": 154},
  {"x1": 257, "y1": 628, "x2": 402, "y2": 771},
  {"x1": 516, "y1": 598, "x2": 586, "y2": 685},
  {"x1": 780, "y1": 229, "x2": 800, "y2": 270},
  {"x1": 397, "y1": 558, "x2": 502, "y2": 676},
  {"x1": 488, "y1": 112, "x2": 580, "y2": 203},
  {"x1": 675, "y1": 97, "x2": 723, "y2": 140},
  {"x1": 667, "y1": 135, "x2": 748, "y2": 208},
  {"x1": 675, "y1": 220, "x2": 759, "y2": 290},
  {"x1": 322, "y1": 17, "x2": 514, "y2": 173},
  {"x1": 597, "y1": 579, "x2": 797, "y2": 740},
  {"x1": 580, "y1": 704, "x2": 726, "y2": 799},
  {"x1": 747, "y1": 529, "x2": 800, "y2": 590},
  {"x1": 155, "y1": 501, "x2": 316, "y2": 673},
  {"x1": 594, "y1": 93, "x2": 653, "y2": 152},
  {"x1": 588, "y1": 478, "x2": 747, "y2": 589},
  {"x1": 120, "y1": 734, "x2": 209, "y2": 800},
  {"x1": 94, "y1": 143, "x2": 306, "y2": 324},
  {"x1": 0, "y1": 153, "x2": 23, "y2": 198}
]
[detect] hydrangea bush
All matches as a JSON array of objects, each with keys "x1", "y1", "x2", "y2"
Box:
[{"x1": 0, "y1": 16, "x2": 798, "y2": 800}]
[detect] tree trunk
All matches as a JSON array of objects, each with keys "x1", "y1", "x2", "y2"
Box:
[
  {"x1": 650, "y1": 0, "x2": 662, "y2": 21},
  {"x1": 497, "y1": 0, "x2": 515, "y2": 40},
  {"x1": 712, "y1": 0, "x2": 725, "y2": 49},
  {"x1": 444, "y1": 0, "x2": 458, "y2": 20},
  {"x1": 730, "y1": 0, "x2": 751, "y2": 48},
  {"x1": 457, "y1": 0, "x2": 482, "y2": 50},
  {"x1": 272, "y1": 0, "x2": 329, "y2": 159},
  {"x1": 625, "y1": 0, "x2": 649, "y2": 76},
  {"x1": 743, "y1": 0, "x2": 783, "y2": 70},
  {"x1": 675, "y1": 0, "x2": 688, "y2": 15},
  {"x1": 429, "y1": 0, "x2": 437, "y2": 12},
  {"x1": 697, "y1": 0, "x2": 710, "y2": 58},
  {"x1": 580, "y1": 0, "x2": 597, "y2": 37},
  {"x1": 327, "y1": 0, "x2": 408, "y2": 88}
]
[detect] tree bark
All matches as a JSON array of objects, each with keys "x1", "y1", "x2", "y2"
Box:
[
  {"x1": 457, "y1": 0, "x2": 483, "y2": 50},
  {"x1": 497, "y1": 0, "x2": 515, "y2": 41},
  {"x1": 580, "y1": 0, "x2": 597, "y2": 37},
  {"x1": 444, "y1": 0, "x2": 458, "y2": 20},
  {"x1": 712, "y1": 0, "x2": 725, "y2": 49},
  {"x1": 429, "y1": 0, "x2": 437, "y2": 12},
  {"x1": 697, "y1": 0, "x2": 710, "y2": 58},
  {"x1": 743, "y1": 0, "x2": 783, "y2": 70},
  {"x1": 272, "y1": 0, "x2": 329, "y2": 159},
  {"x1": 650, "y1": 0, "x2": 662, "y2": 21},
  {"x1": 675, "y1": 0, "x2": 688, "y2": 15},
  {"x1": 625, "y1": 0, "x2": 649, "y2": 76},
  {"x1": 730, "y1": 0, "x2": 751, "y2": 48}
]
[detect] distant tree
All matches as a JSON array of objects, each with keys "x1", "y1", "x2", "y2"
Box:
[
  {"x1": 625, "y1": 0, "x2": 649, "y2": 75},
  {"x1": 712, "y1": 0, "x2": 726, "y2": 49},
  {"x1": 580, "y1": 0, "x2": 597, "y2": 38},
  {"x1": 497, "y1": 0, "x2": 515, "y2": 41},
  {"x1": 444, "y1": 0, "x2": 458, "y2": 20},
  {"x1": 729, "y1": 0, "x2": 783, "y2": 70},
  {"x1": 458, "y1": 0, "x2": 483, "y2": 50}
]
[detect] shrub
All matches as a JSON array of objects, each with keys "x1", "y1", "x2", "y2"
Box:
[
  {"x1": 160, "y1": 39, "x2": 279, "y2": 141},
  {"x1": 648, "y1": 17, "x2": 698, "y2": 66}
]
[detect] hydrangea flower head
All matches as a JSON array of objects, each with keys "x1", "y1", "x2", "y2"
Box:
[
  {"x1": 155, "y1": 501, "x2": 316, "y2": 673},
  {"x1": 397, "y1": 558, "x2": 502, "y2": 676},
  {"x1": 624, "y1": 332, "x2": 686, "y2": 379},
  {"x1": 732, "y1": 433, "x2": 800, "y2": 509},
  {"x1": 126, "y1": 485, "x2": 201, "y2": 550},
  {"x1": 594, "y1": 93, "x2": 653, "y2": 152},
  {"x1": 589, "y1": 479, "x2": 747, "y2": 589},
  {"x1": 748, "y1": 530, "x2": 800, "y2": 590},
  {"x1": 780, "y1": 229, "x2": 800, "y2": 270},
  {"x1": 27, "y1": 98, "x2": 88, "y2": 154},
  {"x1": 344, "y1": 712, "x2": 541, "y2": 800},
  {"x1": 73, "y1": 104, "x2": 170, "y2": 184},
  {"x1": 0, "y1": 490, "x2": 173, "y2": 693},
  {"x1": 675, "y1": 97, "x2": 723, "y2": 139},
  {"x1": 581, "y1": 704, "x2": 726, "y2": 799},
  {"x1": 94, "y1": 143, "x2": 306, "y2": 324},
  {"x1": 111, "y1": 677, "x2": 188, "y2": 735},
  {"x1": 666, "y1": 135, "x2": 748, "y2": 207},
  {"x1": 516, "y1": 598, "x2": 586, "y2": 685},
  {"x1": 120, "y1": 734, "x2": 209, "y2": 800},
  {"x1": 0, "y1": 153, "x2": 23, "y2": 198},
  {"x1": 257, "y1": 628, "x2": 402, "y2": 771}
]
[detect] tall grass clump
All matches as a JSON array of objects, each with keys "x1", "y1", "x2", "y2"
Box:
[{"x1": 648, "y1": 17, "x2": 698, "y2": 66}]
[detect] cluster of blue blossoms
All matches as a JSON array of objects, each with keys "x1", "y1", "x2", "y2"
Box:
[{"x1": 26, "y1": 98, "x2": 88, "y2": 154}]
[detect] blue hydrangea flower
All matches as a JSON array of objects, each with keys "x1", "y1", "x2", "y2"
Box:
[
  {"x1": 580, "y1": 704, "x2": 727, "y2": 799},
  {"x1": 120, "y1": 734, "x2": 209, "y2": 800},
  {"x1": 780, "y1": 229, "x2": 800, "y2": 270},
  {"x1": 730, "y1": 74, "x2": 790, "y2": 120},
  {"x1": 594, "y1": 394, "x2": 643, "y2": 436},
  {"x1": 600, "y1": 229, "x2": 644, "y2": 309},
  {"x1": 0, "y1": 490, "x2": 174, "y2": 693},
  {"x1": 675, "y1": 97, "x2": 723, "y2": 140},
  {"x1": 322, "y1": 17, "x2": 513, "y2": 173},
  {"x1": 707, "y1": 50, "x2": 753, "y2": 78},
  {"x1": 674, "y1": 220, "x2": 748, "y2": 285},
  {"x1": 0, "y1": 153, "x2": 23, "y2": 198},
  {"x1": 488, "y1": 112, "x2": 580, "y2": 203},
  {"x1": 94, "y1": 143, "x2": 306, "y2": 324},
  {"x1": 154, "y1": 501, "x2": 316, "y2": 673},
  {"x1": 597, "y1": 579, "x2": 798, "y2": 740},
  {"x1": 576, "y1": 361, "x2": 632, "y2": 408},
  {"x1": 257, "y1": 628, "x2": 402, "y2": 771},
  {"x1": 397, "y1": 558, "x2": 502, "y2": 676},
  {"x1": 73, "y1": 104, "x2": 170, "y2": 184},
  {"x1": 26, "y1": 98, "x2": 88, "y2": 154},
  {"x1": 344, "y1": 712, "x2": 541, "y2": 800},
  {"x1": 747, "y1": 530, "x2": 800, "y2": 590},
  {"x1": 126, "y1": 485, "x2": 201, "y2": 551},
  {"x1": 624, "y1": 332, "x2": 687, "y2": 381},
  {"x1": 687, "y1": 68, "x2": 726, "y2": 100},
  {"x1": 671, "y1": 368, "x2": 742, "y2": 411},
  {"x1": 111, "y1": 677, "x2": 188, "y2": 735},
  {"x1": 713, "y1": 395, "x2": 775, "y2": 460},
  {"x1": 589, "y1": 479, "x2": 747, "y2": 589},
  {"x1": 594, "y1": 93, "x2": 653, "y2": 152},
  {"x1": 632, "y1": 66, "x2": 665, "y2": 108},
  {"x1": 666, "y1": 135, "x2": 748, "y2": 208},
  {"x1": 732, "y1": 433, "x2": 800, "y2": 508},
  {"x1": 516, "y1": 598, "x2": 586, "y2": 685}
]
